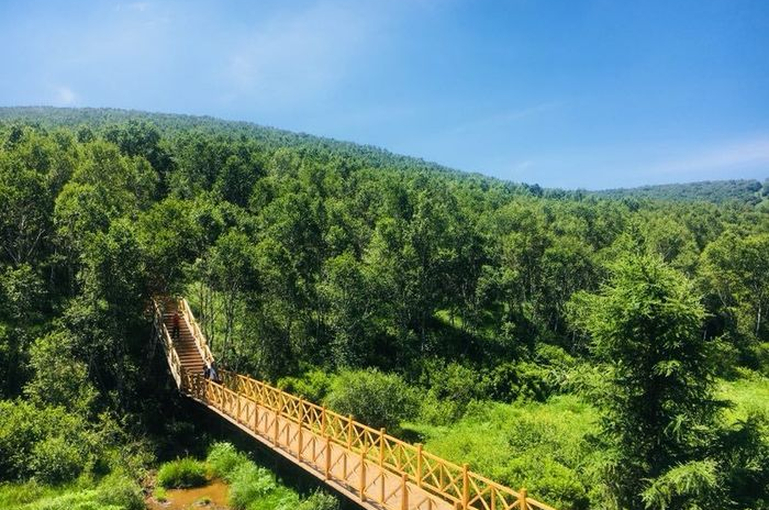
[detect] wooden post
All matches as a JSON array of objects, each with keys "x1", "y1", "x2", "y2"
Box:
[
  {"x1": 401, "y1": 473, "x2": 408, "y2": 510},
  {"x1": 297, "y1": 399, "x2": 304, "y2": 461},
  {"x1": 273, "y1": 411, "x2": 279, "y2": 445},
  {"x1": 462, "y1": 463, "x2": 469, "y2": 510},
  {"x1": 359, "y1": 447, "x2": 367, "y2": 502},
  {"x1": 518, "y1": 488, "x2": 527, "y2": 510},
  {"x1": 380, "y1": 466, "x2": 386, "y2": 504},
  {"x1": 237, "y1": 395, "x2": 242, "y2": 424},
  {"x1": 379, "y1": 428, "x2": 386, "y2": 466},
  {"x1": 347, "y1": 414, "x2": 353, "y2": 450},
  {"x1": 321, "y1": 405, "x2": 327, "y2": 436},
  {"x1": 253, "y1": 400, "x2": 259, "y2": 434},
  {"x1": 324, "y1": 436, "x2": 331, "y2": 480},
  {"x1": 416, "y1": 444, "x2": 423, "y2": 488}
]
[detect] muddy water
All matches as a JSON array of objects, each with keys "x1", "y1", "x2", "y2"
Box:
[{"x1": 146, "y1": 479, "x2": 230, "y2": 510}]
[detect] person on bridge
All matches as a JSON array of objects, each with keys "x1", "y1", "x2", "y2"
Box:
[
  {"x1": 209, "y1": 361, "x2": 221, "y2": 383},
  {"x1": 172, "y1": 310, "x2": 180, "y2": 340}
]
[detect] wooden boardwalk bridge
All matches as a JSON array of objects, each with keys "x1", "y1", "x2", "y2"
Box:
[{"x1": 153, "y1": 297, "x2": 557, "y2": 510}]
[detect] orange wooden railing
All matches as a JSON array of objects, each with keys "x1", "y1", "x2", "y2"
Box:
[
  {"x1": 153, "y1": 299, "x2": 183, "y2": 388},
  {"x1": 177, "y1": 297, "x2": 215, "y2": 366}
]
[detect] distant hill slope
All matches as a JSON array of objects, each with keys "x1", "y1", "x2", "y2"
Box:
[
  {"x1": 1, "y1": 106, "x2": 766, "y2": 205},
  {"x1": 0, "y1": 106, "x2": 469, "y2": 177},
  {"x1": 593, "y1": 179, "x2": 768, "y2": 205}
]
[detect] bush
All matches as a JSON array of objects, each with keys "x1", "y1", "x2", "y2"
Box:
[
  {"x1": 0, "y1": 400, "x2": 115, "y2": 484},
  {"x1": 30, "y1": 436, "x2": 83, "y2": 485},
  {"x1": 0, "y1": 473, "x2": 142, "y2": 510},
  {"x1": 413, "y1": 396, "x2": 601, "y2": 510},
  {"x1": 420, "y1": 361, "x2": 482, "y2": 424},
  {"x1": 156, "y1": 458, "x2": 208, "y2": 488},
  {"x1": 296, "y1": 490, "x2": 339, "y2": 510},
  {"x1": 95, "y1": 472, "x2": 144, "y2": 510},
  {"x1": 207, "y1": 442, "x2": 249, "y2": 481},
  {"x1": 153, "y1": 486, "x2": 167, "y2": 502},
  {"x1": 228, "y1": 463, "x2": 276, "y2": 510},
  {"x1": 325, "y1": 369, "x2": 418, "y2": 431},
  {"x1": 277, "y1": 369, "x2": 333, "y2": 403},
  {"x1": 480, "y1": 361, "x2": 556, "y2": 402}
]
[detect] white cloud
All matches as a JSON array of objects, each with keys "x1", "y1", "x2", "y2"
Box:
[
  {"x1": 449, "y1": 102, "x2": 561, "y2": 134},
  {"x1": 55, "y1": 86, "x2": 77, "y2": 106},
  {"x1": 647, "y1": 135, "x2": 769, "y2": 177},
  {"x1": 223, "y1": 1, "x2": 388, "y2": 108},
  {"x1": 115, "y1": 2, "x2": 150, "y2": 13}
]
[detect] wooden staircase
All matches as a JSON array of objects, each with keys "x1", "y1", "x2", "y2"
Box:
[{"x1": 161, "y1": 300, "x2": 206, "y2": 378}]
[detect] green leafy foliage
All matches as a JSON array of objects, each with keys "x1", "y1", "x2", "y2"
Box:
[
  {"x1": 413, "y1": 396, "x2": 600, "y2": 510},
  {"x1": 326, "y1": 369, "x2": 419, "y2": 430},
  {"x1": 206, "y1": 441, "x2": 250, "y2": 481},
  {"x1": 0, "y1": 473, "x2": 143, "y2": 510},
  {"x1": 568, "y1": 255, "x2": 722, "y2": 509},
  {"x1": 156, "y1": 458, "x2": 208, "y2": 488}
]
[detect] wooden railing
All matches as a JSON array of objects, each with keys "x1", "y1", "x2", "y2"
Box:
[
  {"x1": 153, "y1": 299, "x2": 184, "y2": 389},
  {"x1": 177, "y1": 297, "x2": 215, "y2": 367}
]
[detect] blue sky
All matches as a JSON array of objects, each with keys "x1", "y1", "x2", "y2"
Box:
[{"x1": 1, "y1": 0, "x2": 767, "y2": 189}]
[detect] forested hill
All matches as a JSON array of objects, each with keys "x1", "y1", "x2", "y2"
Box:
[
  {"x1": 593, "y1": 179, "x2": 768, "y2": 204},
  {"x1": 2, "y1": 107, "x2": 765, "y2": 205},
  {"x1": 0, "y1": 105, "x2": 520, "y2": 190}
]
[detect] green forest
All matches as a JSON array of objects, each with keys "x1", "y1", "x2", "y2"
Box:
[{"x1": 0, "y1": 107, "x2": 768, "y2": 510}]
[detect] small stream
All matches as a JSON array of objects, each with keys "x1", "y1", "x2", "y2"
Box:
[{"x1": 146, "y1": 480, "x2": 230, "y2": 510}]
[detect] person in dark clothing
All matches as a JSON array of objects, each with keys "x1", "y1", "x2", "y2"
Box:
[
  {"x1": 209, "y1": 361, "x2": 220, "y2": 383},
  {"x1": 172, "y1": 311, "x2": 180, "y2": 340}
]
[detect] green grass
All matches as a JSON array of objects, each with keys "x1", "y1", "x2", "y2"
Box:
[
  {"x1": 408, "y1": 395, "x2": 600, "y2": 510},
  {"x1": 207, "y1": 441, "x2": 250, "y2": 481},
  {"x1": 718, "y1": 372, "x2": 769, "y2": 424},
  {"x1": 153, "y1": 486, "x2": 168, "y2": 502},
  {"x1": 156, "y1": 457, "x2": 208, "y2": 489},
  {"x1": 0, "y1": 473, "x2": 143, "y2": 510},
  {"x1": 204, "y1": 442, "x2": 339, "y2": 510}
]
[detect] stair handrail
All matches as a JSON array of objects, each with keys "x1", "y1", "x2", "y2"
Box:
[
  {"x1": 177, "y1": 297, "x2": 215, "y2": 368},
  {"x1": 152, "y1": 298, "x2": 184, "y2": 389}
]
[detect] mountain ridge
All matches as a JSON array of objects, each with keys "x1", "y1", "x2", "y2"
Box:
[{"x1": 1, "y1": 106, "x2": 766, "y2": 204}]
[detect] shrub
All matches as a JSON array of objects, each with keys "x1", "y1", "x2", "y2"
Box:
[
  {"x1": 228, "y1": 463, "x2": 276, "y2": 510},
  {"x1": 420, "y1": 361, "x2": 482, "y2": 424},
  {"x1": 277, "y1": 369, "x2": 333, "y2": 403},
  {"x1": 325, "y1": 369, "x2": 418, "y2": 431},
  {"x1": 415, "y1": 396, "x2": 601, "y2": 510},
  {"x1": 207, "y1": 441, "x2": 249, "y2": 481},
  {"x1": 246, "y1": 487, "x2": 298, "y2": 510},
  {"x1": 156, "y1": 458, "x2": 207, "y2": 489},
  {"x1": 296, "y1": 490, "x2": 339, "y2": 510},
  {"x1": 30, "y1": 436, "x2": 84, "y2": 485},
  {"x1": 96, "y1": 472, "x2": 144, "y2": 510},
  {"x1": 0, "y1": 401, "x2": 111, "y2": 484},
  {"x1": 480, "y1": 361, "x2": 556, "y2": 402},
  {"x1": 0, "y1": 480, "x2": 49, "y2": 507},
  {"x1": 153, "y1": 486, "x2": 167, "y2": 502}
]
